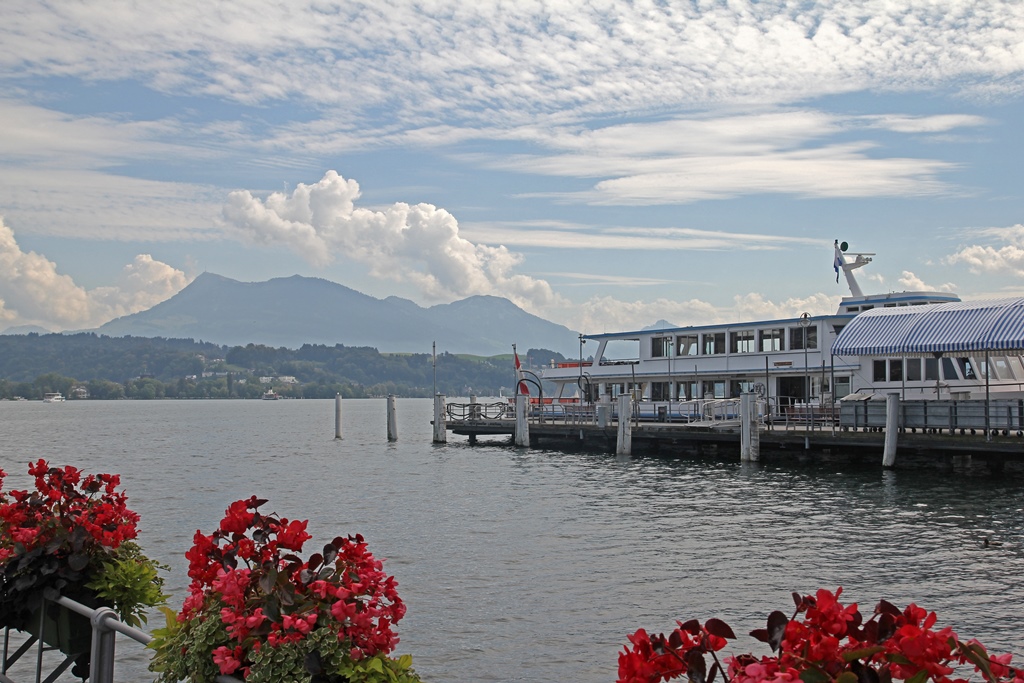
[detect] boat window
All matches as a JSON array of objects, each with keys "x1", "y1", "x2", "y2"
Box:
[
  {"x1": 847, "y1": 306, "x2": 859, "y2": 312},
  {"x1": 602, "y1": 340, "x2": 640, "y2": 363},
  {"x1": 941, "y1": 358, "x2": 959, "y2": 380},
  {"x1": 834, "y1": 376, "x2": 851, "y2": 399},
  {"x1": 678, "y1": 381, "x2": 698, "y2": 401},
  {"x1": 701, "y1": 380, "x2": 725, "y2": 399},
  {"x1": 833, "y1": 324, "x2": 845, "y2": 336},
  {"x1": 958, "y1": 358, "x2": 976, "y2": 380},
  {"x1": 790, "y1": 326, "x2": 817, "y2": 350},
  {"x1": 1009, "y1": 356, "x2": 1024, "y2": 379},
  {"x1": 676, "y1": 334, "x2": 699, "y2": 356},
  {"x1": 702, "y1": 332, "x2": 725, "y2": 355},
  {"x1": 729, "y1": 380, "x2": 756, "y2": 397},
  {"x1": 862, "y1": 305, "x2": 874, "y2": 311},
  {"x1": 873, "y1": 360, "x2": 886, "y2": 382},
  {"x1": 906, "y1": 359, "x2": 922, "y2": 381},
  {"x1": 925, "y1": 358, "x2": 939, "y2": 381},
  {"x1": 759, "y1": 328, "x2": 784, "y2": 352},
  {"x1": 651, "y1": 336, "x2": 670, "y2": 358},
  {"x1": 730, "y1": 330, "x2": 755, "y2": 354},
  {"x1": 650, "y1": 382, "x2": 670, "y2": 401},
  {"x1": 889, "y1": 359, "x2": 903, "y2": 382},
  {"x1": 993, "y1": 356, "x2": 1014, "y2": 380}
]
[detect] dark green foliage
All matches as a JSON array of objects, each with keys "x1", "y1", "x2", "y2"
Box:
[{"x1": 0, "y1": 334, "x2": 523, "y2": 398}]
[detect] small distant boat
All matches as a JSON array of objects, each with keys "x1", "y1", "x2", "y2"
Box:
[
  {"x1": 42, "y1": 393, "x2": 66, "y2": 403},
  {"x1": 262, "y1": 390, "x2": 280, "y2": 400}
]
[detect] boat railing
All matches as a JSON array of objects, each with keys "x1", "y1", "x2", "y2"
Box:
[{"x1": 446, "y1": 401, "x2": 510, "y2": 421}]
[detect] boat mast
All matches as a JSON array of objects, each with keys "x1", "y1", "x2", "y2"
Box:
[{"x1": 834, "y1": 240, "x2": 874, "y2": 298}]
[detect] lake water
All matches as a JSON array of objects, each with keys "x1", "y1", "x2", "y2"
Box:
[{"x1": 1, "y1": 398, "x2": 1023, "y2": 682}]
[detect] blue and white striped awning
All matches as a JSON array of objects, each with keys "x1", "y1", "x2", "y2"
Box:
[{"x1": 831, "y1": 297, "x2": 1024, "y2": 356}]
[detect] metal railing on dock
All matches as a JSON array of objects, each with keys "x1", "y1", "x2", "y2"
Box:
[
  {"x1": 840, "y1": 398, "x2": 1024, "y2": 435},
  {"x1": 446, "y1": 397, "x2": 778, "y2": 428}
]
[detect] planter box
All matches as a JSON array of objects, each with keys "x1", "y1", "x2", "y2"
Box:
[{"x1": 24, "y1": 594, "x2": 94, "y2": 656}]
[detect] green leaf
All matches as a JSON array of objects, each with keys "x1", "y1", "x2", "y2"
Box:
[
  {"x1": 905, "y1": 670, "x2": 928, "y2": 683},
  {"x1": 842, "y1": 646, "x2": 886, "y2": 663},
  {"x1": 837, "y1": 672, "x2": 860, "y2": 683},
  {"x1": 800, "y1": 668, "x2": 831, "y2": 683}
]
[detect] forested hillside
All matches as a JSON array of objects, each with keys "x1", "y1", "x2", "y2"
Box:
[{"x1": 0, "y1": 333, "x2": 565, "y2": 399}]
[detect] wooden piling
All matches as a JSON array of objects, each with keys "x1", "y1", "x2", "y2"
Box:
[
  {"x1": 387, "y1": 394, "x2": 398, "y2": 442},
  {"x1": 883, "y1": 393, "x2": 899, "y2": 467},
  {"x1": 616, "y1": 394, "x2": 632, "y2": 456},
  {"x1": 740, "y1": 392, "x2": 760, "y2": 462},
  {"x1": 515, "y1": 394, "x2": 530, "y2": 447},
  {"x1": 432, "y1": 394, "x2": 447, "y2": 443},
  {"x1": 334, "y1": 393, "x2": 342, "y2": 439}
]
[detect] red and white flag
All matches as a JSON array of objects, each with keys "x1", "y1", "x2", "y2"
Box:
[{"x1": 514, "y1": 349, "x2": 530, "y2": 396}]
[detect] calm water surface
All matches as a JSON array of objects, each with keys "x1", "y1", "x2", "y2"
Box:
[{"x1": 1, "y1": 399, "x2": 1022, "y2": 682}]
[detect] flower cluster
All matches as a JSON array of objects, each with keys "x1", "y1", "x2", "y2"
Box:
[
  {"x1": 151, "y1": 496, "x2": 418, "y2": 682},
  {"x1": 0, "y1": 460, "x2": 137, "y2": 561},
  {"x1": 0, "y1": 460, "x2": 154, "y2": 629},
  {"x1": 618, "y1": 588, "x2": 1023, "y2": 683}
]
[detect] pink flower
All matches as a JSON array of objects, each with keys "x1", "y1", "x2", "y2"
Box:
[{"x1": 212, "y1": 645, "x2": 243, "y2": 675}]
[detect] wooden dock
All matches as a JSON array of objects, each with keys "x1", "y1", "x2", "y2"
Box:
[{"x1": 446, "y1": 417, "x2": 1024, "y2": 471}]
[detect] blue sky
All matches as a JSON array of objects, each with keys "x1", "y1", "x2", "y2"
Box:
[{"x1": 2, "y1": 1, "x2": 1023, "y2": 337}]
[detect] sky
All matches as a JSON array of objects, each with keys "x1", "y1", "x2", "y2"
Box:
[{"x1": 2, "y1": 1, "x2": 1024, "y2": 339}]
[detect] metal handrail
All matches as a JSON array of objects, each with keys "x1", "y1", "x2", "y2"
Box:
[{"x1": 1, "y1": 593, "x2": 241, "y2": 683}]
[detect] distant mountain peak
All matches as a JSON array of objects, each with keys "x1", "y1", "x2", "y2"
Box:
[{"x1": 91, "y1": 273, "x2": 579, "y2": 356}]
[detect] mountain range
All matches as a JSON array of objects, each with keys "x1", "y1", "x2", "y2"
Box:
[{"x1": 75, "y1": 273, "x2": 580, "y2": 356}]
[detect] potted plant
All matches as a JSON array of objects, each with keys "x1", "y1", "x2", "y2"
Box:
[
  {"x1": 617, "y1": 587, "x2": 1023, "y2": 683},
  {"x1": 0, "y1": 460, "x2": 167, "y2": 659},
  {"x1": 149, "y1": 496, "x2": 423, "y2": 683}
]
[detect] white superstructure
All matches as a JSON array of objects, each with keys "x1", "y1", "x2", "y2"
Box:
[{"x1": 539, "y1": 242, "x2": 1024, "y2": 410}]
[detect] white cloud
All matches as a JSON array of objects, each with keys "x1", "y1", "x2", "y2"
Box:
[
  {"x1": 222, "y1": 170, "x2": 564, "y2": 310},
  {"x1": 897, "y1": 271, "x2": 957, "y2": 292},
  {"x1": 0, "y1": 101, "x2": 225, "y2": 240},
  {"x1": 0, "y1": 218, "x2": 189, "y2": 330},
  {"x1": 946, "y1": 224, "x2": 1024, "y2": 276},
  {"x1": 462, "y1": 221, "x2": 819, "y2": 251},
  {"x1": 539, "y1": 291, "x2": 841, "y2": 334},
  {"x1": 485, "y1": 112, "x2": 966, "y2": 205},
  {"x1": 3, "y1": 1, "x2": 1023, "y2": 126},
  {"x1": 90, "y1": 255, "x2": 192, "y2": 317},
  {"x1": 865, "y1": 114, "x2": 990, "y2": 134}
]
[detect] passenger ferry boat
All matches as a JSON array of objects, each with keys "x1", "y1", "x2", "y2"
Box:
[
  {"x1": 42, "y1": 392, "x2": 66, "y2": 402},
  {"x1": 538, "y1": 241, "x2": 1024, "y2": 417}
]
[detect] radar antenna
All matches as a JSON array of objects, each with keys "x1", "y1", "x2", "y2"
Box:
[{"x1": 834, "y1": 239, "x2": 874, "y2": 298}]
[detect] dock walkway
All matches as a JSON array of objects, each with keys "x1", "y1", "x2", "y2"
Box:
[{"x1": 444, "y1": 399, "x2": 1024, "y2": 470}]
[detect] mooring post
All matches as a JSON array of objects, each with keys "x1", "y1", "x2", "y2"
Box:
[
  {"x1": 515, "y1": 394, "x2": 530, "y2": 447},
  {"x1": 883, "y1": 392, "x2": 899, "y2": 467},
  {"x1": 596, "y1": 403, "x2": 610, "y2": 428},
  {"x1": 387, "y1": 394, "x2": 398, "y2": 442},
  {"x1": 740, "y1": 392, "x2": 760, "y2": 462},
  {"x1": 469, "y1": 393, "x2": 480, "y2": 420},
  {"x1": 616, "y1": 394, "x2": 632, "y2": 456},
  {"x1": 432, "y1": 393, "x2": 447, "y2": 443},
  {"x1": 334, "y1": 393, "x2": 343, "y2": 439}
]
